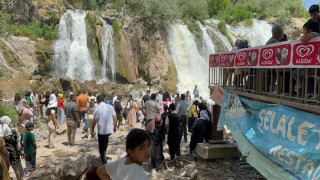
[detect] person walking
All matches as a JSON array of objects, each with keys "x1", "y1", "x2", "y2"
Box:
[
  {"x1": 65, "y1": 94, "x2": 80, "y2": 146},
  {"x1": 76, "y1": 90, "x2": 89, "y2": 131},
  {"x1": 141, "y1": 90, "x2": 151, "y2": 106},
  {"x1": 46, "y1": 101, "x2": 59, "y2": 149},
  {"x1": 127, "y1": 95, "x2": 137, "y2": 127},
  {"x1": 193, "y1": 85, "x2": 199, "y2": 98},
  {"x1": 39, "y1": 93, "x2": 46, "y2": 119},
  {"x1": 50, "y1": 89, "x2": 57, "y2": 103},
  {"x1": 165, "y1": 104, "x2": 183, "y2": 160},
  {"x1": 146, "y1": 114, "x2": 165, "y2": 171},
  {"x1": 87, "y1": 96, "x2": 97, "y2": 139},
  {"x1": 93, "y1": 95, "x2": 117, "y2": 164},
  {"x1": 0, "y1": 116, "x2": 24, "y2": 180},
  {"x1": 30, "y1": 89, "x2": 39, "y2": 122},
  {"x1": 114, "y1": 96, "x2": 125, "y2": 129},
  {"x1": 143, "y1": 93, "x2": 160, "y2": 127},
  {"x1": 57, "y1": 94, "x2": 65, "y2": 126},
  {"x1": 176, "y1": 94, "x2": 188, "y2": 143},
  {"x1": 187, "y1": 100, "x2": 199, "y2": 132},
  {"x1": 17, "y1": 99, "x2": 33, "y2": 139}
]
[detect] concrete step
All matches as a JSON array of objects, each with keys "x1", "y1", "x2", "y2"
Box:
[{"x1": 195, "y1": 141, "x2": 238, "y2": 159}]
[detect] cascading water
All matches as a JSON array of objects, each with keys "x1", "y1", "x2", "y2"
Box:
[
  {"x1": 197, "y1": 22, "x2": 216, "y2": 58},
  {"x1": 168, "y1": 23, "x2": 210, "y2": 97},
  {"x1": 99, "y1": 18, "x2": 116, "y2": 83},
  {"x1": 53, "y1": 10, "x2": 95, "y2": 82},
  {"x1": 0, "y1": 51, "x2": 17, "y2": 77},
  {"x1": 207, "y1": 19, "x2": 272, "y2": 47}
]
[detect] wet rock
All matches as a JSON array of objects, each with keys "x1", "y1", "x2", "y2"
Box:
[{"x1": 190, "y1": 169, "x2": 199, "y2": 179}]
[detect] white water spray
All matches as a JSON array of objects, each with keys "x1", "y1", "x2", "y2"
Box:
[
  {"x1": 168, "y1": 23, "x2": 210, "y2": 97},
  {"x1": 53, "y1": 10, "x2": 95, "y2": 82},
  {"x1": 99, "y1": 18, "x2": 116, "y2": 83}
]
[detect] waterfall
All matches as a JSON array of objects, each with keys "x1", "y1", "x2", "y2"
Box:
[
  {"x1": 207, "y1": 19, "x2": 272, "y2": 47},
  {"x1": 0, "y1": 51, "x2": 17, "y2": 77},
  {"x1": 99, "y1": 18, "x2": 116, "y2": 83},
  {"x1": 168, "y1": 23, "x2": 210, "y2": 97},
  {"x1": 197, "y1": 22, "x2": 216, "y2": 58},
  {"x1": 53, "y1": 10, "x2": 95, "y2": 82}
]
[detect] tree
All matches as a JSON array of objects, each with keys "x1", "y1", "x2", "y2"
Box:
[
  {"x1": 181, "y1": 0, "x2": 209, "y2": 20},
  {"x1": 207, "y1": 0, "x2": 229, "y2": 17}
]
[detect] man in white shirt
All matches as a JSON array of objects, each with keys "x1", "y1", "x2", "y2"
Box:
[
  {"x1": 193, "y1": 85, "x2": 199, "y2": 98},
  {"x1": 112, "y1": 92, "x2": 117, "y2": 105},
  {"x1": 93, "y1": 95, "x2": 117, "y2": 164}
]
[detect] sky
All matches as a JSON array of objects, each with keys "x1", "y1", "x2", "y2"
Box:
[{"x1": 303, "y1": 0, "x2": 319, "y2": 10}]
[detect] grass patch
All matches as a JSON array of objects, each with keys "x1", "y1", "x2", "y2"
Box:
[
  {"x1": 85, "y1": 13, "x2": 97, "y2": 35},
  {"x1": 34, "y1": 122, "x2": 42, "y2": 129},
  {"x1": 0, "y1": 102, "x2": 18, "y2": 127},
  {"x1": 244, "y1": 19, "x2": 253, "y2": 27},
  {"x1": 112, "y1": 21, "x2": 121, "y2": 40}
]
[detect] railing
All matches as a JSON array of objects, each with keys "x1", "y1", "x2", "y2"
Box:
[{"x1": 209, "y1": 39, "x2": 320, "y2": 115}]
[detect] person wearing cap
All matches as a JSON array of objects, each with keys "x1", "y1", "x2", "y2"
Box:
[
  {"x1": 46, "y1": 101, "x2": 59, "y2": 149},
  {"x1": 87, "y1": 96, "x2": 97, "y2": 139},
  {"x1": 57, "y1": 94, "x2": 65, "y2": 126},
  {"x1": 65, "y1": 94, "x2": 80, "y2": 146},
  {"x1": 308, "y1": 4, "x2": 320, "y2": 33},
  {"x1": 22, "y1": 122, "x2": 37, "y2": 176}
]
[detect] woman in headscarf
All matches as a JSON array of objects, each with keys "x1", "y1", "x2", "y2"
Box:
[
  {"x1": 17, "y1": 99, "x2": 33, "y2": 137},
  {"x1": 189, "y1": 104, "x2": 212, "y2": 153},
  {"x1": 146, "y1": 114, "x2": 165, "y2": 171},
  {"x1": 127, "y1": 95, "x2": 137, "y2": 127},
  {"x1": 0, "y1": 116, "x2": 24, "y2": 180}
]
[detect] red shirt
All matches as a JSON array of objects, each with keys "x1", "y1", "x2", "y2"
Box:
[{"x1": 58, "y1": 99, "x2": 64, "y2": 109}]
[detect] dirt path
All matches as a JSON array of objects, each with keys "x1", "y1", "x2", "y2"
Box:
[{"x1": 9, "y1": 120, "x2": 265, "y2": 180}]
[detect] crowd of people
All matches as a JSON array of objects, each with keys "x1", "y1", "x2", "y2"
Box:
[{"x1": 0, "y1": 84, "x2": 213, "y2": 179}]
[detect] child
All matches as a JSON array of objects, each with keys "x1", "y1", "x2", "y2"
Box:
[
  {"x1": 22, "y1": 122, "x2": 37, "y2": 177},
  {"x1": 96, "y1": 129, "x2": 150, "y2": 180},
  {"x1": 299, "y1": 20, "x2": 320, "y2": 43}
]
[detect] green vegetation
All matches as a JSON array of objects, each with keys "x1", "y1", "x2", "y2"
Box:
[
  {"x1": 34, "y1": 122, "x2": 41, "y2": 129},
  {"x1": 14, "y1": 13, "x2": 59, "y2": 40},
  {"x1": 0, "y1": 13, "x2": 12, "y2": 38},
  {"x1": 244, "y1": 19, "x2": 253, "y2": 27},
  {"x1": 85, "y1": 13, "x2": 97, "y2": 35},
  {"x1": 112, "y1": 21, "x2": 121, "y2": 40},
  {"x1": 0, "y1": 103, "x2": 18, "y2": 128},
  {"x1": 217, "y1": 21, "x2": 233, "y2": 46},
  {"x1": 36, "y1": 58, "x2": 52, "y2": 76}
]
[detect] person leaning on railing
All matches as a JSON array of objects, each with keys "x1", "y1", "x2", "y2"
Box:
[{"x1": 292, "y1": 20, "x2": 320, "y2": 97}]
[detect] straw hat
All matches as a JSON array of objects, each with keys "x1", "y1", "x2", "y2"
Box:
[
  {"x1": 89, "y1": 96, "x2": 96, "y2": 102},
  {"x1": 48, "y1": 101, "x2": 58, "y2": 108},
  {"x1": 58, "y1": 94, "x2": 63, "y2": 99}
]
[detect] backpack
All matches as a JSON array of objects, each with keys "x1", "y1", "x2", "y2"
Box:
[{"x1": 114, "y1": 101, "x2": 122, "y2": 114}]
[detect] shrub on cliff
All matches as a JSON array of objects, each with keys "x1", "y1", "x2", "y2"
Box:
[{"x1": 0, "y1": 103, "x2": 18, "y2": 127}]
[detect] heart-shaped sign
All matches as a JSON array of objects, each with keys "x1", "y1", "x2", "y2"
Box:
[
  {"x1": 262, "y1": 49, "x2": 273, "y2": 59},
  {"x1": 237, "y1": 52, "x2": 246, "y2": 61},
  {"x1": 297, "y1": 44, "x2": 314, "y2": 57},
  {"x1": 221, "y1": 55, "x2": 227, "y2": 62}
]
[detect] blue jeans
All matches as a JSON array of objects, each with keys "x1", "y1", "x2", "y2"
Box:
[
  {"x1": 78, "y1": 110, "x2": 88, "y2": 130},
  {"x1": 57, "y1": 109, "x2": 64, "y2": 125}
]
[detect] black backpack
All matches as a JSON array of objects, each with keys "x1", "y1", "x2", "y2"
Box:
[{"x1": 114, "y1": 101, "x2": 122, "y2": 114}]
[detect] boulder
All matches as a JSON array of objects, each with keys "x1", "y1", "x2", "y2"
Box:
[{"x1": 54, "y1": 155, "x2": 100, "y2": 180}]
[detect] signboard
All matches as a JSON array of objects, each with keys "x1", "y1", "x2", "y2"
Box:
[
  {"x1": 209, "y1": 40, "x2": 320, "y2": 68},
  {"x1": 218, "y1": 90, "x2": 320, "y2": 180},
  {"x1": 293, "y1": 41, "x2": 320, "y2": 66},
  {"x1": 259, "y1": 44, "x2": 291, "y2": 67},
  {"x1": 219, "y1": 52, "x2": 236, "y2": 67},
  {"x1": 209, "y1": 54, "x2": 220, "y2": 67},
  {"x1": 235, "y1": 49, "x2": 259, "y2": 67}
]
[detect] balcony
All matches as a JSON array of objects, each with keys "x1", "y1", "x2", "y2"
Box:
[{"x1": 209, "y1": 39, "x2": 320, "y2": 116}]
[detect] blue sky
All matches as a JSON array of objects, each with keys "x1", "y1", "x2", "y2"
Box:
[{"x1": 303, "y1": 0, "x2": 319, "y2": 10}]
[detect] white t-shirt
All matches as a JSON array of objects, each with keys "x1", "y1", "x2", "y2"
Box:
[
  {"x1": 50, "y1": 94, "x2": 57, "y2": 102},
  {"x1": 112, "y1": 96, "x2": 118, "y2": 104},
  {"x1": 93, "y1": 102, "x2": 116, "y2": 135},
  {"x1": 105, "y1": 157, "x2": 147, "y2": 180}
]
